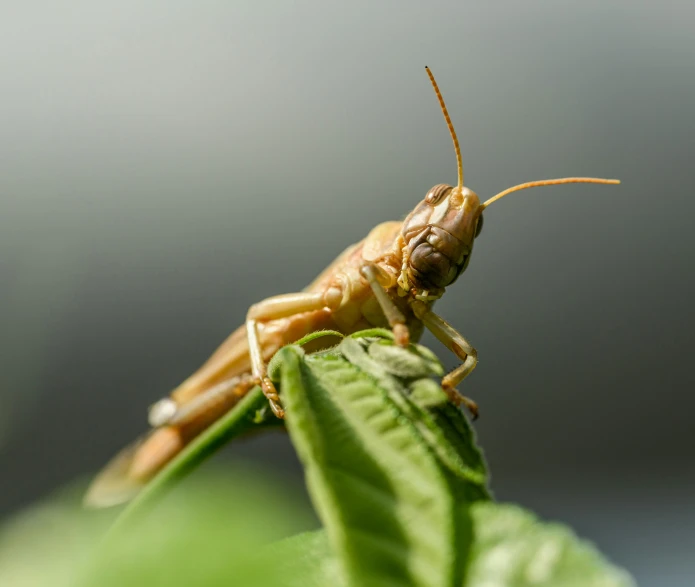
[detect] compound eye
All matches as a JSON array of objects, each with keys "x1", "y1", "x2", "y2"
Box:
[
  {"x1": 475, "y1": 213, "x2": 484, "y2": 237},
  {"x1": 425, "y1": 184, "x2": 453, "y2": 205}
]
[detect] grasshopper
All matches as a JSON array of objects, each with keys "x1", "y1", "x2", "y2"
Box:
[{"x1": 85, "y1": 67, "x2": 619, "y2": 506}]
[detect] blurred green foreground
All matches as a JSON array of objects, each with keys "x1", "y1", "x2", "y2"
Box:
[{"x1": 0, "y1": 330, "x2": 634, "y2": 587}]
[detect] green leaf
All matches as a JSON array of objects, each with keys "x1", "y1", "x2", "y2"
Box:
[
  {"x1": 277, "y1": 331, "x2": 489, "y2": 587},
  {"x1": 272, "y1": 330, "x2": 634, "y2": 587},
  {"x1": 272, "y1": 531, "x2": 344, "y2": 587},
  {"x1": 366, "y1": 339, "x2": 444, "y2": 378},
  {"x1": 0, "y1": 471, "x2": 314, "y2": 587},
  {"x1": 338, "y1": 335, "x2": 488, "y2": 498},
  {"x1": 464, "y1": 502, "x2": 635, "y2": 586},
  {"x1": 275, "y1": 503, "x2": 636, "y2": 587}
]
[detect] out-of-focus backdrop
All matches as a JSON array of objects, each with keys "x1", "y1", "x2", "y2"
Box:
[{"x1": 1, "y1": 2, "x2": 693, "y2": 585}]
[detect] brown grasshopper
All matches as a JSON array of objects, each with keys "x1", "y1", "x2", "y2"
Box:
[{"x1": 85, "y1": 67, "x2": 619, "y2": 506}]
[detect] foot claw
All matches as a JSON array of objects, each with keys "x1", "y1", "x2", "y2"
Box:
[
  {"x1": 466, "y1": 399, "x2": 479, "y2": 421},
  {"x1": 259, "y1": 377, "x2": 286, "y2": 419},
  {"x1": 443, "y1": 384, "x2": 479, "y2": 420},
  {"x1": 269, "y1": 401, "x2": 285, "y2": 419}
]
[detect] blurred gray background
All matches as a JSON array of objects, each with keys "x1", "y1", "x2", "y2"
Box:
[{"x1": 1, "y1": 1, "x2": 693, "y2": 585}]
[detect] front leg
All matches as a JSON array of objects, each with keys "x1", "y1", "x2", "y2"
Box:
[
  {"x1": 361, "y1": 263, "x2": 410, "y2": 347},
  {"x1": 412, "y1": 300, "x2": 479, "y2": 419},
  {"x1": 247, "y1": 289, "x2": 343, "y2": 418}
]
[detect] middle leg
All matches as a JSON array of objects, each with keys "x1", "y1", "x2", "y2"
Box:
[{"x1": 361, "y1": 263, "x2": 410, "y2": 346}]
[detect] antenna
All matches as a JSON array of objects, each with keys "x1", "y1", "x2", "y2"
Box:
[
  {"x1": 426, "y1": 66, "x2": 463, "y2": 191},
  {"x1": 479, "y1": 177, "x2": 621, "y2": 211}
]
